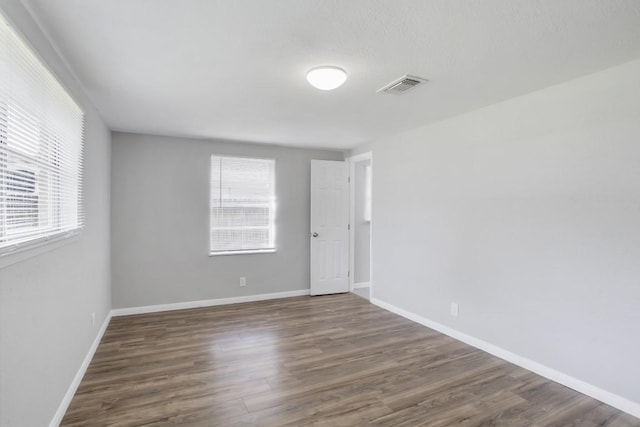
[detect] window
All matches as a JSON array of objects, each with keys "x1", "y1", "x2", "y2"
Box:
[
  {"x1": 210, "y1": 156, "x2": 275, "y2": 255},
  {"x1": 363, "y1": 164, "x2": 372, "y2": 222},
  {"x1": 0, "y1": 12, "x2": 85, "y2": 255}
]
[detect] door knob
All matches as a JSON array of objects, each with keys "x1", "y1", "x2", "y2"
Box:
[{"x1": 312, "y1": 232, "x2": 318, "y2": 238}]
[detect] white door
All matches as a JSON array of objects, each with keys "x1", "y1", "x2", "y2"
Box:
[{"x1": 310, "y1": 160, "x2": 350, "y2": 295}]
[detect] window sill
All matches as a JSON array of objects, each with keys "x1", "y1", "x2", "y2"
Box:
[
  {"x1": 209, "y1": 249, "x2": 277, "y2": 257},
  {"x1": 0, "y1": 229, "x2": 82, "y2": 270}
]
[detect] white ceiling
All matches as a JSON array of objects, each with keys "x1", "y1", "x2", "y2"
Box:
[{"x1": 22, "y1": 0, "x2": 640, "y2": 150}]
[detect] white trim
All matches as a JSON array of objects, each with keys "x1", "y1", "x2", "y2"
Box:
[
  {"x1": 370, "y1": 297, "x2": 640, "y2": 419},
  {"x1": 346, "y1": 152, "x2": 373, "y2": 293},
  {"x1": 208, "y1": 248, "x2": 276, "y2": 257},
  {"x1": 0, "y1": 232, "x2": 80, "y2": 270},
  {"x1": 352, "y1": 282, "x2": 370, "y2": 289},
  {"x1": 49, "y1": 311, "x2": 112, "y2": 427},
  {"x1": 111, "y1": 289, "x2": 310, "y2": 317},
  {"x1": 348, "y1": 159, "x2": 355, "y2": 291},
  {"x1": 0, "y1": 229, "x2": 81, "y2": 259},
  {"x1": 346, "y1": 152, "x2": 373, "y2": 163},
  {"x1": 368, "y1": 155, "x2": 373, "y2": 300}
]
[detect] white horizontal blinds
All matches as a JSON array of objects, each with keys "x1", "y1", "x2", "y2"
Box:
[
  {"x1": 210, "y1": 156, "x2": 275, "y2": 253},
  {"x1": 0, "y1": 12, "x2": 85, "y2": 253},
  {"x1": 363, "y1": 164, "x2": 372, "y2": 222}
]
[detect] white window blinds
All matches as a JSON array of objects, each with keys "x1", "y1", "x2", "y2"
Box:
[
  {"x1": 363, "y1": 164, "x2": 372, "y2": 222},
  {"x1": 210, "y1": 156, "x2": 275, "y2": 254},
  {"x1": 0, "y1": 12, "x2": 85, "y2": 254}
]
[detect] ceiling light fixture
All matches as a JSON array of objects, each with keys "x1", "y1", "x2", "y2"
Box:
[{"x1": 306, "y1": 66, "x2": 347, "y2": 91}]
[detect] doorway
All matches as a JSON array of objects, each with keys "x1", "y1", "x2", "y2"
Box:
[{"x1": 348, "y1": 152, "x2": 372, "y2": 300}]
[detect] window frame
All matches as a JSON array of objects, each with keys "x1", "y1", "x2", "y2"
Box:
[
  {"x1": 0, "y1": 10, "x2": 85, "y2": 259},
  {"x1": 208, "y1": 154, "x2": 277, "y2": 256}
]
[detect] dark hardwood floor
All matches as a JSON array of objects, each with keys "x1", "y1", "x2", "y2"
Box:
[{"x1": 62, "y1": 294, "x2": 640, "y2": 426}]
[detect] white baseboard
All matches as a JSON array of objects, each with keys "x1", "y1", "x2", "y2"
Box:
[
  {"x1": 371, "y1": 297, "x2": 640, "y2": 419},
  {"x1": 52, "y1": 293, "x2": 638, "y2": 424},
  {"x1": 111, "y1": 289, "x2": 310, "y2": 317},
  {"x1": 352, "y1": 282, "x2": 370, "y2": 289},
  {"x1": 49, "y1": 311, "x2": 112, "y2": 427}
]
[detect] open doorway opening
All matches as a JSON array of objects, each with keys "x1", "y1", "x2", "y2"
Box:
[{"x1": 348, "y1": 152, "x2": 372, "y2": 300}]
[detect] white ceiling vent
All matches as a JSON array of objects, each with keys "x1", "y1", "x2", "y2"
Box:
[{"x1": 378, "y1": 75, "x2": 428, "y2": 95}]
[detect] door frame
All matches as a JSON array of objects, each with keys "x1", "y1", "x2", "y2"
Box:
[{"x1": 347, "y1": 152, "x2": 373, "y2": 296}]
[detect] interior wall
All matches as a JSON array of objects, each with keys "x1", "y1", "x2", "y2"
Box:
[
  {"x1": 0, "y1": 1, "x2": 112, "y2": 426},
  {"x1": 351, "y1": 58, "x2": 640, "y2": 405},
  {"x1": 111, "y1": 132, "x2": 343, "y2": 308},
  {"x1": 353, "y1": 159, "x2": 371, "y2": 284}
]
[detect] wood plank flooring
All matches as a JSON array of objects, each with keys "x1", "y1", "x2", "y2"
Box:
[{"x1": 62, "y1": 294, "x2": 640, "y2": 426}]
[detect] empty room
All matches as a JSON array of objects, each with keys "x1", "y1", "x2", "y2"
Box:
[{"x1": 1, "y1": 0, "x2": 640, "y2": 426}]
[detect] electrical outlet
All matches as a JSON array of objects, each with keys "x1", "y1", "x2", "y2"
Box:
[
  {"x1": 450, "y1": 302, "x2": 459, "y2": 317},
  {"x1": 239, "y1": 276, "x2": 246, "y2": 287},
  {"x1": 91, "y1": 312, "x2": 96, "y2": 326}
]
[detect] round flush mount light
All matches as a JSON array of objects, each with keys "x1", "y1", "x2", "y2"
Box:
[{"x1": 306, "y1": 66, "x2": 347, "y2": 91}]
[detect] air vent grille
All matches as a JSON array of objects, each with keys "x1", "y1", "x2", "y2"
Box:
[{"x1": 378, "y1": 75, "x2": 428, "y2": 95}]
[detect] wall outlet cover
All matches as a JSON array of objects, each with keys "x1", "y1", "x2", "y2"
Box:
[{"x1": 450, "y1": 302, "x2": 459, "y2": 317}]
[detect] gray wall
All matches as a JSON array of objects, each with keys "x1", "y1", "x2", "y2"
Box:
[
  {"x1": 353, "y1": 159, "x2": 371, "y2": 284},
  {"x1": 111, "y1": 132, "x2": 343, "y2": 308},
  {"x1": 352, "y1": 59, "x2": 640, "y2": 404},
  {"x1": 0, "y1": 1, "x2": 112, "y2": 426}
]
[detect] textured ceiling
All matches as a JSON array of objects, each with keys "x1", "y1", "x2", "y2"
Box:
[{"x1": 22, "y1": 0, "x2": 640, "y2": 149}]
